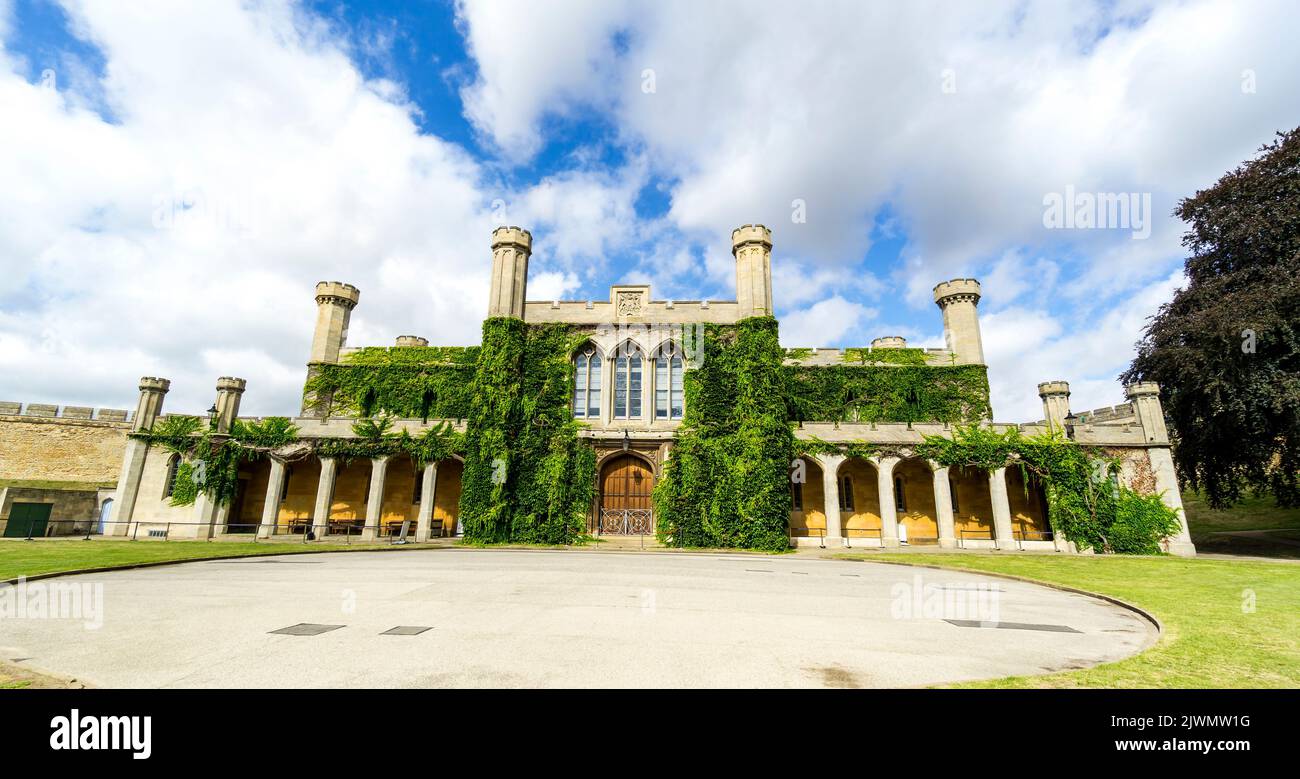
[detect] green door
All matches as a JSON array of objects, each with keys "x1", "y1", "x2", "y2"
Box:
[{"x1": 4, "y1": 503, "x2": 53, "y2": 537}]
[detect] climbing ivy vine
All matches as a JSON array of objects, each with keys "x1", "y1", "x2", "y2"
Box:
[
  {"x1": 303, "y1": 346, "x2": 479, "y2": 419},
  {"x1": 136, "y1": 415, "x2": 302, "y2": 508},
  {"x1": 784, "y1": 364, "x2": 991, "y2": 425},
  {"x1": 913, "y1": 425, "x2": 1183, "y2": 554},
  {"x1": 655, "y1": 317, "x2": 794, "y2": 552},
  {"x1": 458, "y1": 319, "x2": 596, "y2": 545}
]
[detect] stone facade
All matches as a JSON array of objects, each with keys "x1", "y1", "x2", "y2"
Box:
[{"x1": 14, "y1": 223, "x2": 1193, "y2": 554}]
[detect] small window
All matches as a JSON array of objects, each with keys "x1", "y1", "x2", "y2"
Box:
[
  {"x1": 839, "y1": 476, "x2": 854, "y2": 512},
  {"x1": 894, "y1": 476, "x2": 906, "y2": 512},
  {"x1": 950, "y1": 480, "x2": 960, "y2": 514},
  {"x1": 791, "y1": 481, "x2": 803, "y2": 511},
  {"x1": 281, "y1": 466, "x2": 292, "y2": 503},
  {"x1": 413, "y1": 474, "x2": 423, "y2": 505},
  {"x1": 163, "y1": 455, "x2": 181, "y2": 498}
]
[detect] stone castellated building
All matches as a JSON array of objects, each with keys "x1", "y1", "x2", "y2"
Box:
[{"x1": 0, "y1": 224, "x2": 1194, "y2": 556}]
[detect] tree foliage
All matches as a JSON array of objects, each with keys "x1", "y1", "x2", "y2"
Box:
[{"x1": 1124, "y1": 128, "x2": 1300, "y2": 508}]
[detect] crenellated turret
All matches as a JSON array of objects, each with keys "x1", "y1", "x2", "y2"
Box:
[
  {"x1": 933, "y1": 278, "x2": 984, "y2": 365},
  {"x1": 488, "y1": 226, "x2": 532, "y2": 319},
  {"x1": 732, "y1": 224, "x2": 773, "y2": 318}
]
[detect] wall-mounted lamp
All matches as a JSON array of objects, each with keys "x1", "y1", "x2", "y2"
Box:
[{"x1": 622, "y1": 430, "x2": 630, "y2": 452}]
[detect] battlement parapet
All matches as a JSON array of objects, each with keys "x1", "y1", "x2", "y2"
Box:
[
  {"x1": 1074, "y1": 403, "x2": 1136, "y2": 425},
  {"x1": 932, "y1": 278, "x2": 982, "y2": 306},
  {"x1": 490, "y1": 225, "x2": 533, "y2": 252},
  {"x1": 730, "y1": 223, "x2": 772, "y2": 253},
  {"x1": 0, "y1": 402, "x2": 133, "y2": 424}
]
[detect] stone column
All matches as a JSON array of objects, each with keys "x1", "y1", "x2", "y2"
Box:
[
  {"x1": 1126, "y1": 382, "x2": 1195, "y2": 556},
  {"x1": 196, "y1": 376, "x2": 250, "y2": 539},
  {"x1": 257, "y1": 457, "x2": 287, "y2": 538},
  {"x1": 107, "y1": 377, "x2": 170, "y2": 536},
  {"x1": 990, "y1": 467, "x2": 1016, "y2": 550},
  {"x1": 193, "y1": 490, "x2": 220, "y2": 540},
  {"x1": 932, "y1": 465, "x2": 957, "y2": 548},
  {"x1": 311, "y1": 457, "x2": 338, "y2": 539},
  {"x1": 415, "y1": 461, "x2": 439, "y2": 541},
  {"x1": 362, "y1": 456, "x2": 389, "y2": 541},
  {"x1": 817, "y1": 454, "x2": 844, "y2": 546},
  {"x1": 876, "y1": 457, "x2": 901, "y2": 547}
]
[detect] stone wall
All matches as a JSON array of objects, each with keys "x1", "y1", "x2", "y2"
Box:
[{"x1": 0, "y1": 404, "x2": 131, "y2": 486}]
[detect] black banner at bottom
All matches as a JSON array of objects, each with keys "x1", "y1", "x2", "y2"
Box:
[{"x1": 0, "y1": 688, "x2": 1290, "y2": 767}]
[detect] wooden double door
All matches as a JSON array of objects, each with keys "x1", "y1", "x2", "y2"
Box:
[{"x1": 598, "y1": 454, "x2": 654, "y2": 534}]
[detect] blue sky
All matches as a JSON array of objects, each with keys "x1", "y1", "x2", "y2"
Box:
[{"x1": 1, "y1": 0, "x2": 1296, "y2": 420}]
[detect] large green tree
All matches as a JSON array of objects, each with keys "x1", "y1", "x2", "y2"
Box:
[{"x1": 1123, "y1": 128, "x2": 1300, "y2": 509}]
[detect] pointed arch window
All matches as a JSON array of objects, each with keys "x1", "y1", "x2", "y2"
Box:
[
  {"x1": 163, "y1": 454, "x2": 181, "y2": 498},
  {"x1": 654, "y1": 342, "x2": 685, "y2": 420},
  {"x1": 573, "y1": 345, "x2": 603, "y2": 419},
  {"x1": 613, "y1": 343, "x2": 643, "y2": 419}
]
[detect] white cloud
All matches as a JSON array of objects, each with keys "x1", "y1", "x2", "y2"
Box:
[
  {"x1": 454, "y1": 0, "x2": 1299, "y2": 416},
  {"x1": 779, "y1": 296, "x2": 876, "y2": 348},
  {"x1": 457, "y1": 0, "x2": 1298, "y2": 280},
  {"x1": 5, "y1": 0, "x2": 1295, "y2": 429},
  {"x1": 454, "y1": 0, "x2": 633, "y2": 160},
  {"x1": 0, "y1": 0, "x2": 502, "y2": 415},
  {"x1": 979, "y1": 269, "x2": 1185, "y2": 420}
]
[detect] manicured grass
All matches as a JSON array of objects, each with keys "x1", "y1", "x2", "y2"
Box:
[
  {"x1": 0, "y1": 539, "x2": 423, "y2": 582},
  {"x1": 847, "y1": 552, "x2": 1300, "y2": 688},
  {"x1": 1183, "y1": 490, "x2": 1300, "y2": 537},
  {"x1": 1182, "y1": 490, "x2": 1300, "y2": 558}
]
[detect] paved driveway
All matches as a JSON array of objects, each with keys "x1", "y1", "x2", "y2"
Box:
[{"x1": 0, "y1": 548, "x2": 1155, "y2": 688}]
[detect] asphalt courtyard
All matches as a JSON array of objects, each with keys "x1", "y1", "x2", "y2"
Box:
[{"x1": 0, "y1": 548, "x2": 1156, "y2": 688}]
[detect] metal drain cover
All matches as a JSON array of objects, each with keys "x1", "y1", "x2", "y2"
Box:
[
  {"x1": 381, "y1": 626, "x2": 432, "y2": 636},
  {"x1": 270, "y1": 623, "x2": 345, "y2": 636},
  {"x1": 944, "y1": 619, "x2": 1081, "y2": 633}
]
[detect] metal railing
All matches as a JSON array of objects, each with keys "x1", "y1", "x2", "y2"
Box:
[
  {"x1": 957, "y1": 528, "x2": 995, "y2": 549},
  {"x1": 596, "y1": 509, "x2": 654, "y2": 548},
  {"x1": 3, "y1": 518, "x2": 456, "y2": 545},
  {"x1": 788, "y1": 526, "x2": 828, "y2": 548},
  {"x1": 842, "y1": 527, "x2": 883, "y2": 549},
  {"x1": 1012, "y1": 529, "x2": 1055, "y2": 550}
]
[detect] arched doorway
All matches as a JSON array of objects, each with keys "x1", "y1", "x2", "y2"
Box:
[
  {"x1": 97, "y1": 498, "x2": 113, "y2": 535},
  {"x1": 599, "y1": 453, "x2": 654, "y2": 535}
]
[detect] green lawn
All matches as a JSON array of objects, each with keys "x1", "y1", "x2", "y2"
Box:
[
  {"x1": 848, "y1": 552, "x2": 1300, "y2": 688},
  {"x1": 0, "y1": 539, "x2": 421, "y2": 582},
  {"x1": 1182, "y1": 490, "x2": 1300, "y2": 558}
]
